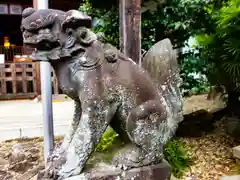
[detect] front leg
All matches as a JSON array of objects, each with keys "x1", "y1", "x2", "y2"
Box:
[
  {"x1": 57, "y1": 98, "x2": 118, "y2": 179},
  {"x1": 113, "y1": 100, "x2": 167, "y2": 169},
  {"x1": 47, "y1": 100, "x2": 82, "y2": 162}
]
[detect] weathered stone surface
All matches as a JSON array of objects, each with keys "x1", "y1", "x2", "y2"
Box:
[
  {"x1": 233, "y1": 145, "x2": 240, "y2": 159},
  {"x1": 220, "y1": 175, "x2": 240, "y2": 180},
  {"x1": 65, "y1": 160, "x2": 171, "y2": 180}
]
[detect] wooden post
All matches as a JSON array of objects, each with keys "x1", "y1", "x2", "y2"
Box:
[
  {"x1": 35, "y1": 62, "x2": 41, "y2": 95},
  {"x1": 33, "y1": 0, "x2": 37, "y2": 9},
  {"x1": 119, "y1": 0, "x2": 141, "y2": 65}
]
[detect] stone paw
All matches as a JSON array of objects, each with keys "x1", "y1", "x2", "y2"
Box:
[
  {"x1": 47, "y1": 145, "x2": 66, "y2": 163},
  {"x1": 37, "y1": 164, "x2": 59, "y2": 180},
  {"x1": 57, "y1": 166, "x2": 82, "y2": 179},
  {"x1": 115, "y1": 162, "x2": 129, "y2": 171},
  {"x1": 113, "y1": 149, "x2": 161, "y2": 171},
  {"x1": 46, "y1": 151, "x2": 67, "y2": 171},
  {"x1": 114, "y1": 156, "x2": 140, "y2": 171},
  {"x1": 52, "y1": 154, "x2": 67, "y2": 168}
]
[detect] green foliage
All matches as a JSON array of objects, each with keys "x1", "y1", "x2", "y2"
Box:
[
  {"x1": 197, "y1": 0, "x2": 240, "y2": 92},
  {"x1": 164, "y1": 140, "x2": 193, "y2": 178},
  {"x1": 151, "y1": 0, "x2": 217, "y2": 47},
  {"x1": 140, "y1": 0, "x2": 225, "y2": 50}
]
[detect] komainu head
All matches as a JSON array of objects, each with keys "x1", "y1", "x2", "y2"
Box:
[{"x1": 21, "y1": 8, "x2": 97, "y2": 61}]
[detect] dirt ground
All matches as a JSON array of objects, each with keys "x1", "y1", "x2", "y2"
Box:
[
  {"x1": 0, "y1": 94, "x2": 239, "y2": 180},
  {"x1": 182, "y1": 96, "x2": 239, "y2": 179}
]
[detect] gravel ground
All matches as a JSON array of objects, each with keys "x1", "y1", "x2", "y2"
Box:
[
  {"x1": 181, "y1": 94, "x2": 239, "y2": 180},
  {"x1": 180, "y1": 121, "x2": 239, "y2": 180},
  {"x1": 0, "y1": 94, "x2": 239, "y2": 180}
]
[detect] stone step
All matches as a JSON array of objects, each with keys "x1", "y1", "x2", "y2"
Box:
[
  {"x1": 233, "y1": 145, "x2": 240, "y2": 159},
  {"x1": 171, "y1": 175, "x2": 180, "y2": 180},
  {"x1": 33, "y1": 94, "x2": 72, "y2": 103},
  {"x1": 220, "y1": 175, "x2": 240, "y2": 180}
]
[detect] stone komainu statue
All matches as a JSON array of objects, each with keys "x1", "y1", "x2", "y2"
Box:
[{"x1": 21, "y1": 8, "x2": 183, "y2": 180}]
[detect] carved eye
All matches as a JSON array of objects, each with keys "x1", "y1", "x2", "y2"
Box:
[
  {"x1": 30, "y1": 22, "x2": 38, "y2": 29},
  {"x1": 66, "y1": 28, "x2": 73, "y2": 36},
  {"x1": 80, "y1": 30, "x2": 87, "y2": 39},
  {"x1": 68, "y1": 31, "x2": 72, "y2": 36}
]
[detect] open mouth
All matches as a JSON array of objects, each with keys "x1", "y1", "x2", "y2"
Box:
[
  {"x1": 24, "y1": 40, "x2": 60, "y2": 52},
  {"x1": 23, "y1": 38, "x2": 62, "y2": 61},
  {"x1": 36, "y1": 40, "x2": 60, "y2": 51}
]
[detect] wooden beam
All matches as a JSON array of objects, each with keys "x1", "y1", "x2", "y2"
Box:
[
  {"x1": 33, "y1": 0, "x2": 37, "y2": 9},
  {"x1": 119, "y1": 0, "x2": 141, "y2": 65}
]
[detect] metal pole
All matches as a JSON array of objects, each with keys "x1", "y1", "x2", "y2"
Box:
[{"x1": 34, "y1": 0, "x2": 54, "y2": 164}]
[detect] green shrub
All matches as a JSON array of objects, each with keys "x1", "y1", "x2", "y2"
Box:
[{"x1": 164, "y1": 140, "x2": 193, "y2": 178}]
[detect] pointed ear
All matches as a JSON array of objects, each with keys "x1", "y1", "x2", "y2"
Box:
[{"x1": 62, "y1": 10, "x2": 92, "y2": 31}]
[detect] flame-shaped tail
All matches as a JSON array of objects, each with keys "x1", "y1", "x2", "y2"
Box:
[{"x1": 142, "y1": 38, "x2": 184, "y2": 143}]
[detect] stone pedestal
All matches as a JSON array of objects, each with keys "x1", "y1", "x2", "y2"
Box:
[
  {"x1": 233, "y1": 145, "x2": 240, "y2": 159},
  {"x1": 66, "y1": 160, "x2": 171, "y2": 180}
]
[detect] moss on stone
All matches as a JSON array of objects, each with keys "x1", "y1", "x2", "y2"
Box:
[{"x1": 84, "y1": 127, "x2": 124, "y2": 170}]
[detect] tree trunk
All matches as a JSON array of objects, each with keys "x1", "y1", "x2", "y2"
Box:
[{"x1": 227, "y1": 90, "x2": 240, "y2": 118}]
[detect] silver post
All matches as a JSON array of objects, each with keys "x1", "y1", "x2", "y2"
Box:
[
  {"x1": 40, "y1": 62, "x2": 54, "y2": 164},
  {"x1": 35, "y1": 0, "x2": 54, "y2": 164}
]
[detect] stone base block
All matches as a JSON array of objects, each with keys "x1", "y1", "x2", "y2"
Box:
[
  {"x1": 220, "y1": 175, "x2": 240, "y2": 180},
  {"x1": 66, "y1": 160, "x2": 171, "y2": 180},
  {"x1": 233, "y1": 145, "x2": 240, "y2": 159}
]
